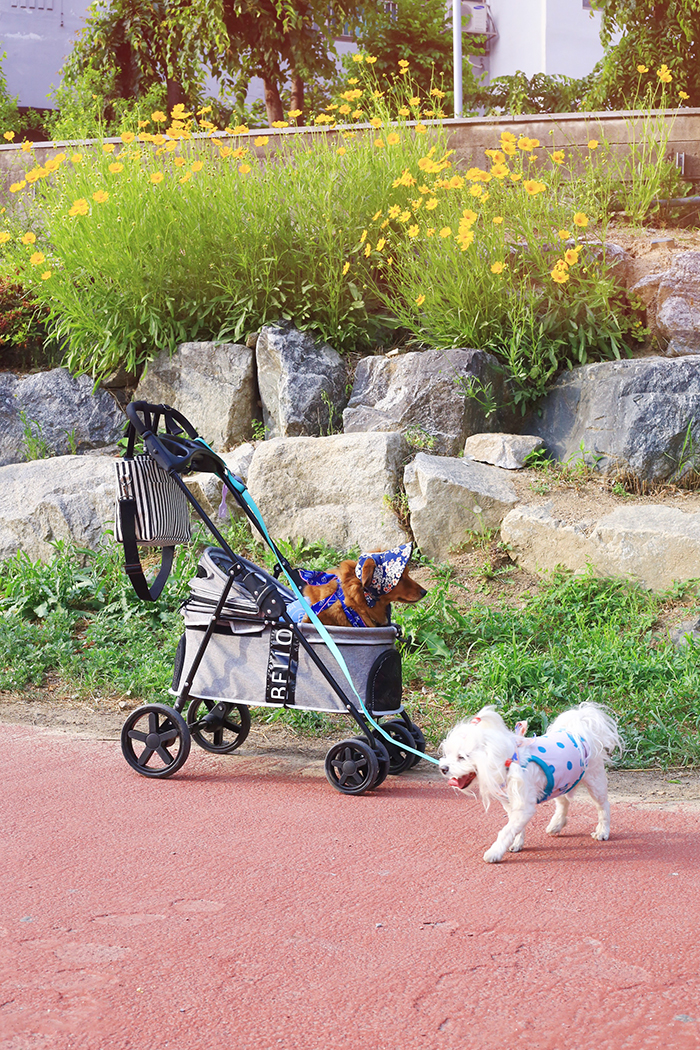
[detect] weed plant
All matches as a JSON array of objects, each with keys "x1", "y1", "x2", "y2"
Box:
[{"x1": 1, "y1": 529, "x2": 699, "y2": 767}]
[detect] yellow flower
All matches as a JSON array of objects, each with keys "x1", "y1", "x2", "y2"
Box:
[
  {"x1": 372, "y1": 210, "x2": 382, "y2": 221},
  {"x1": 352, "y1": 52, "x2": 364, "y2": 63},
  {"x1": 461, "y1": 208, "x2": 477, "y2": 225},
  {"x1": 174, "y1": 156, "x2": 186, "y2": 167},
  {"x1": 288, "y1": 109, "x2": 302, "y2": 119},
  {"x1": 30, "y1": 251, "x2": 45, "y2": 265},
  {"x1": 370, "y1": 117, "x2": 383, "y2": 129},
  {"x1": 490, "y1": 261, "x2": 505, "y2": 274},
  {"x1": 138, "y1": 119, "x2": 150, "y2": 128},
  {"x1": 558, "y1": 228, "x2": 570, "y2": 240},
  {"x1": 679, "y1": 90, "x2": 690, "y2": 100},
  {"x1": 409, "y1": 96, "x2": 420, "y2": 107},
  {"x1": 179, "y1": 172, "x2": 192, "y2": 184},
  {"x1": 518, "y1": 136, "x2": 534, "y2": 152},
  {"x1": 564, "y1": 248, "x2": 580, "y2": 265},
  {"x1": 492, "y1": 216, "x2": 504, "y2": 225},
  {"x1": 150, "y1": 172, "x2": 164, "y2": 184},
  {"x1": 551, "y1": 266, "x2": 569, "y2": 284},
  {"x1": 352, "y1": 110, "x2": 364, "y2": 119},
  {"x1": 366, "y1": 55, "x2": 377, "y2": 64},
  {"x1": 3, "y1": 131, "x2": 15, "y2": 141},
  {"x1": 573, "y1": 211, "x2": 589, "y2": 227},
  {"x1": 0, "y1": 231, "x2": 9, "y2": 243},
  {"x1": 191, "y1": 160, "x2": 204, "y2": 172},
  {"x1": 415, "y1": 294, "x2": 425, "y2": 306},
  {"x1": 408, "y1": 225, "x2": 419, "y2": 238},
  {"x1": 637, "y1": 64, "x2": 649, "y2": 73},
  {"x1": 151, "y1": 111, "x2": 167, "y2": 123},
  {"x1": 469, "y1": 184, "x2": 483, "y2": 197},
  {"x1": 429, "y1": 87, "x2": 445, "y2": 98},
  {"x1": 238, "y1": 163, "x2": 251, "y2": 174},
  {"x1": 425, "y1": 198, "x2": 438, "y2": 211},
  {"x1": 456, "y1": 229, "x2": 474, "y2": 250},
  {"x1": 92, "y1": 190, "x2": 109, "y2": 203},
  {"x1": 398, "y1": 107, "x2": 410, "y2": 117},
  {"x1": 364, "y1": 242, "x2": 371, "y2": 257},
  {"x1": 153, "y1": 134, "x2": 166, "y2": 146},
  {"x1": 657, "y1": 64, "x2": 672, "y2": 83},
  {"x1": 552, "y1": 150, "x2": 565, "y2": 164},
  {"x1": 337, "y1": 146, "x2": 347, "y2": 156},
  {"x1": 102, "y1": 142, "x2": 116, "y2": 153},
  {"x1": 587, "y1": 139, "x2": 599, "y2": 150},
  {"x1": 342, "y1": 261, "x2": 350, "y2": 275},
  {"x1": 376, "y1": 237, "x2": 386, "y2": 252},
  {"x1": 523, "y1": 179, "x2": 546, "y2": 195},
  {"x1": 21, "y1": 232, "x2": 36, "y2": 244},
  {"x1": 108, "y1": 162, "x2": 124, "y2": 173},
  {"x1": 426, "y1": 228, "x2": 435, "y2": 238},
  {"x1": 21, "y1": 142, "x2": 32, "y2": 153},
  {"x1": 271, "y1": 120, "x2": 289, "y2": 128},
  {"x1": 9, "y1": 181, "x2": 26, "y2": 193},
  {"x1": 233, "y1": 124, "x2": 249, "y2": 134},
  {"x1": 171, "y1": 104, "x2": 192, "y2": 119},
  {"x1": 439, "y1": 227, "x2": 452, "y2": 238},
  {"x1": 398, "y1": 59, "x2": 409, "y2": 68},
  {"x1": 374, "y1": 138, "x2": 385, "y2": 149},
  {"x1": 254, "y1": 135, "x2": 269, "y2": 147},
  {"x1": 338, "y1": 105, "x2": 352, "y2": 116},
  {"x1": 415, "y1": 123, "x2": 427, "y2": 134},
  {"x1": 398, "y1": 210, "x2": 411, "y2": 223},
  {"x1": 348, "y1": 77, "x2": 359, "y2": 85},
  {"x1": 387, "y1": 132, "x2": 400, "y2": 146},
  {"x1": 121, "y1": 132, "x2": 135, "y2": 144},
  {"x1": 68, "y1": 199, "x2": 89, "y2": 216},
  {"x1": 40, "y1": 270, "x2": 51, "y2": 280}
]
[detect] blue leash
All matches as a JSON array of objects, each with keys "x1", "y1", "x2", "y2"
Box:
[{"x1": 193, "y1": 438, "x2": 439, "y2": 767}]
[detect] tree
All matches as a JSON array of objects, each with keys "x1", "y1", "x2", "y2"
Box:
[
  {"x1": 587, "y1": 0, "x2": 700, "y2": 108},
  {"x1": 351, "y1": 0, "x2": 484, "y2": 110},
  {"x1": 61, "y1": 0, "x2": 230, "y2": 115},
  {"x1": 220, "y1": 1, "x2": 362, "y2": 124}
]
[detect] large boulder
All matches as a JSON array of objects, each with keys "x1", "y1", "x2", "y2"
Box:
[
  {"x1": 0, "y1": 368, "x2": 124, "y2": 467},
  {"x1": 135, "y1": 342, "x2": 257, "y2": 450},
  {"x1": 0, "y1": 455, "x2": 117, "y2": 562},
  {"x1": 246, "y1": 433, "x2": 410, "y2": 551},
  {"x1": 631, "y1": 251, "x2": 700, "y2": 357},
  {"x1": 256, "y1": 322, "x2": 347, "y2": 438},
  {"x1": 404, "y1": 452, "x2": 518, "y2": 561},
  {"x1": 343, "y1": 347, "x2": 504, "y2": 457},
  {"x1": 501, "y1": 503, "x2": 700, "y2": 592},
  {"x1": 521, "y1": 356, "x2": 700, "y2": 481}
]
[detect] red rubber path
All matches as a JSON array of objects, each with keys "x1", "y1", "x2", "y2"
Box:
[{"x1": 1, "y1": 723, "x2": 699, "y2": 1050}]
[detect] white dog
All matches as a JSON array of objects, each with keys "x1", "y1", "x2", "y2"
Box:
[{"x1": 439, "y1": 702, "x2": 622, "y2": 863}]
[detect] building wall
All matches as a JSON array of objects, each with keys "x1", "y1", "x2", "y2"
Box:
[
  {"x1": 0, "y1": 0, "x2": 92, "y2": 109},
  {"x1": 483, "y1": 0, "x2": 604, "y2": 81}
]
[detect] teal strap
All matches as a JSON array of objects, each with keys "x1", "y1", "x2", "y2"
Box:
[
  {"x1": 192, "y1": 439, "x2": 437, "y2": 766},
  {"x1": 526, "y1": 755, "x2": 555, "y2": 803}
]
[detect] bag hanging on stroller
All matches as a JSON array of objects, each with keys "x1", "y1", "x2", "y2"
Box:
[{"x1": 113, "y1": 400, "x2": 434, "y2": 795}]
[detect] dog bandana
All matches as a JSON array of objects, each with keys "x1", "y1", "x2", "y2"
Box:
[
  {"x1": 520, "y1": 730, "x2": 591, "y2": 803},
  {"x1": 285, "y1": 569, "x2": 364, "y2": 628},
  {"x1": 355, "y1": 543, "x2": 413, "y2": 607}
]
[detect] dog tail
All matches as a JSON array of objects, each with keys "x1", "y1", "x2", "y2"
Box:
[{"x1": 551, "y1": 701, "x2": 622, "y2": 763}]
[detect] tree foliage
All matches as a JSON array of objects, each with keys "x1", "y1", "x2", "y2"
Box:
[{"x1": 587, "y1": 0, "x2": 700, "y2": 108}]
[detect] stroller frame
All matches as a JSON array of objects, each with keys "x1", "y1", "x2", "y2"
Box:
[{"x1": 118, "y1": 401, "x2": 427, "y2": 795}]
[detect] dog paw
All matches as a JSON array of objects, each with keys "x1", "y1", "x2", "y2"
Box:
[
  {"x1": 483, "y1": 847, "x2": 503, "y2": 864},
  {"x1": 546, "y1": 820, "x2": 566, "y2": 836},
  {"x1": 591, "y1": 827, "x2": 610, "y2": 841},
  {"x1": 509, "y1": 836, "x2": 524, "y2": 853}
]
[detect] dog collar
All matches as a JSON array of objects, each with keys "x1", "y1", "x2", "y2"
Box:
[{"x1": 355, "y1": 543, "x2": 413, "y2": 607}]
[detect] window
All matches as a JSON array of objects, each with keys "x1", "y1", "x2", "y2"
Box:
[{"x1": 11, "y1": 1, "x2": 55, "y2": 8}]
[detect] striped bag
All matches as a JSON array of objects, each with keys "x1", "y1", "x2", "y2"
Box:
[{"x1": 115, "y1": 448, "x2": 191, "y2": 602}]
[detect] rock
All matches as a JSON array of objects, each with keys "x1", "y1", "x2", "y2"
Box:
[
  {"x1": 255, "y1": 323, "x2": 347, "y2": 439},
  {"x1": 669, "y1": 616, "x2": 700, "y2": 648},
  {"x1": 521, "y1": 356, "x2": 700, "y2": 481},
  {"x1": 0, "y1": 368, "x2": 125, "y2": 467},
  {"x1": 0, "y1": 455, "x2": 117, "y2": 562},
  {"x1": 464, "y1": 432, "x2": 544, "y2": 470},
  {"x1": 184, "y1": 443, "x2": 256, "y2": 520},
  {"x1": 246, "y1": 432, "x2": 410, "y2": 551},
  {"x1": 404, "y1": 452, "x2": 518, "y2": 561},
  {"x1": 343, "y1": 347, "x2": 504, "y2": 457},
  {"x1": 501, "y1": 503, "x2": 700, "y2": 592},
  {"x1": 630, "y1": 251, "x2": 700, "y2": 357},
  {"x1": 135, "y1": 341, "x2": 257, "y2": 450}
]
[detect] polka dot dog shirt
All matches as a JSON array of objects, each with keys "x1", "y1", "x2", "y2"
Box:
[{"x1": 519, "y1": 730, "x2": 591, "y2": 803}]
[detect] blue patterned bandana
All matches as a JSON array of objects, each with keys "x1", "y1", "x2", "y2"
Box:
[
  {"x1": 287, "y1": 569, "x2": 365, "y2": 628},
  {"x1": 355, "y1": 543, "x2": 414, "y2": 607}
]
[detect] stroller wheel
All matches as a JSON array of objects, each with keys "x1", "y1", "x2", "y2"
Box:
[
  {"x1": 407, "y1": 721, "x2": 427, "y2": 767},
  {"x1": 121, "y1": 704, "x2": 191, "y2": 779},
  {"x1": 324, "y1": 739, "x2": 379, "y2": 795},
  {"x1": 187, "y1": 699, "x2": 251, "y2": 754},
  {"x1": 354, "y1": 736, "x2": 390, "y2": 787},
  {"x1": 379, "y1": 720, "x2": 417, "y2": 775}
]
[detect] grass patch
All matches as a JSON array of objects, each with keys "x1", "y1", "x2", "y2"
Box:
[{"x1": 1, "y1": 537, "x2": 699, "y2": 768}]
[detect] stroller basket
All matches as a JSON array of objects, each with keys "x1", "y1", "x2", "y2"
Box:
[{"x1": 117, "y1": 400, "x2": 427, "y2": 794}]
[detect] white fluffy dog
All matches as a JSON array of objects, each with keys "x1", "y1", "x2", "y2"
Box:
[{"x1": 439, "y1": 702, "x2": 622, "y2": 863}]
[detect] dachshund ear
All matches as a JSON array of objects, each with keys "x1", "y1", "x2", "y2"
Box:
[{"x1": 361, "y1": 557, "x2": 376, "y2": 588}]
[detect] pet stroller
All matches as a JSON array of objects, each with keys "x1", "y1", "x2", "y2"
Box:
[{"x1": 115, "y1": 401, "x2": 428, "y2": 795}]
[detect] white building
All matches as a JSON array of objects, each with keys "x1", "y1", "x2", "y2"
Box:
[
  {"x1": 0, "y1": 0, "x2": 91, "y2": 109},
  {"x1": 463, "y1": 0, "x2": 605, "y2": 83}
]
